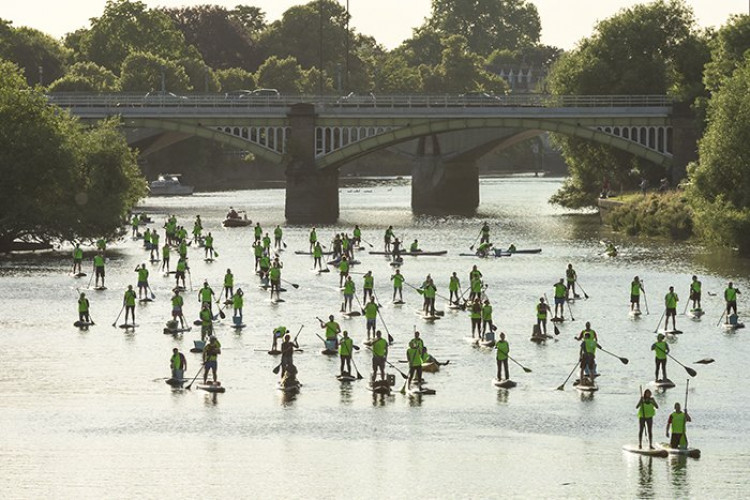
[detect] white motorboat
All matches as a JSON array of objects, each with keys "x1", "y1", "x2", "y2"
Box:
[{"x1": 149, "y1": 174, "x2": 194, "y2": 196}]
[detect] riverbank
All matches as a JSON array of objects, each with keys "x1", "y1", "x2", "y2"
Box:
[{"x1": 598, "y1": 191, "x2": 693, "y2": 239}]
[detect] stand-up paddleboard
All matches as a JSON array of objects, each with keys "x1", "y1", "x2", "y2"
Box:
[
  {"x1": 231, "y1": 323, "x2": 246, "y2": 329},
  {"x1": 367, "y1": 380, "x2": 392, "y2": 395},
  {"x1": 575, "y1": 378, "x2": 599, "y2": 393},
  {"x1": 336, "y1": 373, "x2": 358, "y2": 382},
  {"x1": 165, "y1": 378, "x2": 185, "y2": 387},
  {"x1": 629, "y1": 309, "x2": 643, "y2": 317},
  {"x1": 392, "y1": 300, "x2": 405, "y2": 305},
  {"x1": 72, "y1": 272, "x2": 87, "y2": 278},
  {"x1": 447, "y1": 303, "x2": 463, "y2": 310},
  {"x1": 119, "y1": 323, "x2": 137, "y2": 329},
  {"x1": 271, "y1": 298, "x2": 285, "y2": 304},
  {"x1": 407, "y1": 386, "x2": 436, "y2": 395},
  {"x1": 94, "y1": 286, "x2": 107, "y2": 291},
  {"x1": 321, "y1": 349, "x2": 337, "y2": 356},
  {"x1": 327, "y1": 258, "x2": 361, "y2": 266},
  {"x1": 277, "y1": 380, "x2": 302, "y2": 393},
  {"x1": 389, "y1": 260, "x2": 402, "y2": 267},
  {"x1": 530, "y1": 334, "x2": 553, "y2": 343},
  {"x1": 295, "y1": 250, "x2": 334, "y2": 255},
  {"x1": 458, "y1": 253, "x2": 489, "y2": 258},
  {"x1": 622, "y1": 445, "x2": 668, "y2": 457},
  {"x1": 341, "y1": 311, "x2": 361, "y2": 318},
  {"x1": 197, "y1": 381, "x2": 226, "y2": 393},
  {"x1": 656, "y1": 443, "x2": 701, "y2": 458},
  {"x1": 139, "y1": 298, "x2": 153, "y2": 303},
  {"x1": 149, "y1": 258, "x2": 160, "y2": 263},
  {"x1": 420, "y1": 313, "x2": 441, "y2": 321},
  {"x1": 479, "y1": 339, "x2": 495, "y2": 348},
  {"x1": 163, "y1": 327, "x2": 191, "y2": 335},
  {"x1": 203, "y1": 258, "x2": 215, "y2": 263},
  {"x1": 651, "y1": 378, "x2": 676, "y2": 389},
  {"x1": 551, "y1": 317, "x2": 565, "y2": 323},
  {"x1": 190, "y1": 340, "x2": 205, "y2": 353},
  {"x1": 223, "y1": 300, "x2": 233, "y2": 305},
  {"x1": 687, "y1": 308, "x2": 704, "y2": 318},
  {"x1": 493, "y1": 378, "x2": 517, "y2": 389},
  {"x1": 368, "y1": 250, "x2": 447, "y2": 257},
  {"x1": 73, "y1": 320, "x2": 94, "y2": 328},
  {"x1": 258, "y1": 285, "x2": 287, "y2": 292},
  {"x1": 661, "y1": 329, "x2": 683, "y2": 336},
  {"x1": 363, "y1": 339, "x2": 374, "y2": 347},
  {"x1": 464, "y1": 336, "x2": 480, "y2": 346}
]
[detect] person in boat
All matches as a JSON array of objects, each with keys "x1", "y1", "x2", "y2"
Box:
[
  {"x1": 170, "y1": 348, "x2": 187, "y2": 382},
  {"x1": 342, "y1": 276, "x2": 356, "y2": 312},
  {"x1": 203, "y1": 335, "x2": 221, "y2": 384},
  {"x1": 269, "y1": 262, "x2": 282, "y2": 300},
  {"x1": 724, "y1": 281, "x2": 741, "y2": 320},
  {"x1": 384, "y1": 226, "x2": 394, "y2": 253},
  {"x1": 636, "y1": 389, "x2": 659, "y2": 450},
  {"x1": 72, "y1": 243, "x2": 83, "y2": 274},
  {"x1": 320, "y1": 315, "x2": 341, "y2": 349},
  {"x1": 339, "y1": 330, "x2": 354, "y2": 376},
  {"x1": 391, "y1": 269, "x2": 405, "y2": 302},
  {"x1": 579, "y1": 331, "x2": 600, "y2": 385},
  {"x1": 131, "y1": 214, "x2": 140, "y2": 237},
  {"x1": 135, "y1": 264, "x2": 149, "y2": 299},
  {"x1": 222, "y1": 269, "x2": 234, "y2": 301},
  {"x1": 150, "y1": 232, "x2": 160, "y2": 261},
  {"x1": 272, "y1": 326, "x2": 287, "y2": 352},
  {"x1": 254, "y1": 222, "x2": 263, "y2": 242},
  {"x1": 227, "y1": 207, "x2": 239, "y2": 219},
  {"x1": 353, "y1": 225, "x2": 362, "y2": 247},
  {"x1": 280, "y1": 333, "x2": 299, "y2": 379},
  {"x1": 93, "y1": 252, "x2": 106, "y2": 288},
  {"x1": 162, "y1": 242, "x2": 171, "y2": 272},
  {"x1": 371, "y1": 330, "x2": 388, "y2": 381},
  {"x1": 78, "y1": 292, "x2": 90, "y2": 323},
  {"x1": 171, "y1": 289, "x2": 186, "y2": 329},
  {"x1": 666, "y1": 402, "x2": 691, "y2": 449},
  {"x1": 123, "y1": 285, "x2": 137, "y2": 326},
  {"x1": 312, "y1": 242, "x2": 324, "y2": 271},
  {"x1": 651, "y1": 334, "x2": 669, "y2": 381},
  {"x1": 409, "y1": 239, "x2": 420, "y2": 253},
  {"x1": 470, "y1": 298, "x2": 482, "y2": 337},
  {"x1": 476, "y1": 240, "x2": 492, "y2": 257},
  {"x1": 406, "y1": 339, "x2": 424, "y2": 390},
  {"x1": 362, "y1": 271, "x2": 374, "y2": 301},
  {"x1": 553, "y1": 278, "x2": 567, "y2": 319},
  {"x1": 480, "y1": 222, "x2": 491, "y2": 244},
  {"x1": 232, "y1": 288, "x2": 243, "y2": 321},
  {"x1": 423, "y1": 278, "x2": 437, "y2": 316},
  {"x1": 204, "y1": 232, "x2": 215, "y2": 259},
  {"x1": 273, "y1": 225, "x2": 283, "y2": 249},
  {"x1": 565, "y1": 264, "x2": 579, "y2": 299},
  {"x1": 630, "y1": 276, "x2": 644, "y2": 313},
  {"x1": 495, "y1": 332, "x2": 509, "y2": 380},
  {"x1": 507, "y1": 243, "x2": 517, "y2": 253},
  {"x1": 338, "y1": 256, "x2": 350, "y2": 288},
  {"x1": 364, "y1": 296, "x2": 379, "y2": 339},
  {"x1": 199, "y1": 303, "x2": 213, "y2": 341},
  {"x1": 198, "y1": 281, "x2": 216, "y2": 315},
  {"x1": 481, "y1": 299, "x2": 494, "y2": 337},
  {"x1": 664, "y1": 286, "x2": 679, "y2": 331},
  {"x1": 391, "y1": 238, "x2": 402, "y2": 261},
  {"x1": 449, "y1": 272, "x2": 461, "y2": 305},
  {"x1": 536, "y1": 297, "x2": 550, "y2": 336},
  {"x1": 689, "y1": 275, "x2": 702, "y2": 310},
  {"x1": 309, "y1": 227, "x2": 317, "y2": 253},
  {"x1": 175, "y1": 257, "x2": 188, "y2": 288}
]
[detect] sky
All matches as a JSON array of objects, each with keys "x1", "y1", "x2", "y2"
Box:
[{"x1": 3, "y1": 0, "x2": 748, "y2": 50}]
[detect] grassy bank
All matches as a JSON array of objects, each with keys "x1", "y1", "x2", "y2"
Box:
[{"x1": 603, "y1": 191, "x2": 693, "y2": 240}]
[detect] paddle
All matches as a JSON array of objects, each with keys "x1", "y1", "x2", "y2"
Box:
[
  {"x1": 86, "y1": 269, "x2": 95, "y2": 289},
  {"x1": 577, "y1": 282, "x2": 590, "y2": 299},
  {"x1": 598, "y1": 347, "x2": 629, "y2": 365},
  {"x1": 185, "y1": 363, "x2": 204, "y2": 390},
  {"x1": 566, "y1": 297, "x2": 576, "y2": 321},
  {"x1": 147, "y1": 285, "x2": 156, "y2": 300},
  {"x1": 544, "y1": 293, "x2": 560, "y2": 335},
  {"x1": 350, "y1": 354, "x2": 364, "y2": 380},
  {"x1": 716, "y1": 309, "x2": 726, "y2": 327},
  {"x1": 111, "y1": 305, "x2": 125, "y2": 327},
  {"x1": 187, "y1": 268, "x2": 193, "y2": 291},
  {"x1": 682, "y1": 290, "x2": 690, "y2": 315},
  {"x1": 281, "y1": 278, "x2": 300, "y2": 289},
  {"x1": 694, "y1": 358, "x2": 714, "y2": 364},
  {"x1": 405, "y1": 281, "x2": 451, "y2": 307},
  {"x1": 507, "y1": 354, "x2": 532, "y2": 373},
  {"x1": 216, "y1": 303, "x2": 226, "y2": 320},
  {"x1": 372, "y1": 289, "x2": 395, "y2": 344},
  {"x1": 213, "y1": 248, "x2": 219, "y2": 258},
  {"x1": 556, "y1": 359, "x2": 580, "y2": 391},
  {"x1": 642, "y1": 284, "x2": 650, "y2": 314},
  {"x1": 366, "y1": 346, "x2": 408, "y2": 379},
  {"x1": 682, "y1": 378, "x2": 691, "y2": 447},
  {"x1": 468, "y1": 230, "x2": 482, "y2": 251},
  {"x1": 654, "y1": 344, "x2": 697, "y2": 377},
  {"x1": 360, "y1": 237, "x2": 375, "y2": 248},
  {"x1": 653, "y1": 309, "x2": 666, "y2": 333}
]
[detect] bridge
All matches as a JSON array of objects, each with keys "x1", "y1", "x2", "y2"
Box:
[{"x1": 51, "y1": 93, "x2": 694, "y2": 223}]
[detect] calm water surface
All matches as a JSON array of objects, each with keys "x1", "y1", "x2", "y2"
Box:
[{"x1": 1, "y1": 177, "x2": 748, "y2": 499}]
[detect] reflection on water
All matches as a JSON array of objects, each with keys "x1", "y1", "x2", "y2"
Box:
[
  {"x1": 668, "y1": 454, "x2": 691, "y2": 497},
  {"x1": 637, "y1": 455, "x2": 655, "y2": 498}
]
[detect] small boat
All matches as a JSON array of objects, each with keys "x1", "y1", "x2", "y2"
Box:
[
  {"x1": 421, "y1": 361, "x2": 439, "y2": 373},
  {"x1": 493, "y1": 378, "x2": 517, "y2": 389},
  {"x1": 368, "y1": 250, "x2": 448, "y2": 257},
  {"x1": 222, "y1": 212, "x2": 252, "y2": 227},
  {"x1": 149, "y1": 174, "x2": 194, "y2": 196},
  {"x1": 504, "y1": 248, "x2": 542, "y2": 254},
  {"x1": 622, "y1": 445, "x2": 668, "y2": 457},
  {"x1": 197, "y1": 381, "x2": 226, "y2": 393},
  {"x1": 656, "y1": 442, "x2": 701, "y2": 458}
]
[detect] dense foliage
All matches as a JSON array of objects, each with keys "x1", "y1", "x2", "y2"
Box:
[{"x1": 607, "y1": 192, "x2": 693, "y2": 240}]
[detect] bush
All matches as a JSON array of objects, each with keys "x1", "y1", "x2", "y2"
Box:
[{"x1": 607, "y1": 191, "x2": 693, "y2": 240}]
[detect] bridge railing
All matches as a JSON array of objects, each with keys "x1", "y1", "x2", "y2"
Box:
[{"x1": 48, "y1": 92, "x2": 674, "y2": 110}]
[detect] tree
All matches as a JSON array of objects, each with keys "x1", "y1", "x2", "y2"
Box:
[
  {"x1": 216, "y1": 67, "x2": 256, "y2": 92},
  {"x1": 0, "y1": 59, "x2": 145, "y2": 250},
  {"x1": 77, "y1": 0, "x2": 194, "y2": 74},
  {"x1": 394, "y1": 26, "x2": 444, "y2": 68},
  {"x1": 688, "y1": 55, "x2": 750, "y2": 254},
  {"x1": 300, "y1": 67, "x2": 334, "y2": 94},
  {"x1": 0, "y1": 21, "x2": 70, "y2": 86},
  {"x1": 48, "y1": 61, "x2": 119, "y2": 92},
  {"x1": 254, "y1": 56, "x2": 305, "y2": 93},
  {"x1": 178, "y1": 57, "x2": 219, "y2": 92},
  {"x1": 546, "y1": 0, "x2": 709, "y2": 208},
  {"x1": 420, "y1": 35, "x2": 507, "y2": 93},
  {"x1": 703, "y1": 15, "x2": 750, "y2": 93},
  {"x1": 230, "y1": 5, "x2": 267, "y2": 33},
  {"x1": 119, "y1": 52, "x2": 191, "y2": 92},
  {"x1": 372, "y1": 53, "x2": 422, "y2": 93}
]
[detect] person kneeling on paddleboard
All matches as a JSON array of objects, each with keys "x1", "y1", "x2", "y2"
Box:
[{"x1": 666, "y1": 402, "x2": 691, "y2": 449}]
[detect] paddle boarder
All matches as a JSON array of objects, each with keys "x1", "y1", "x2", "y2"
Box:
[
  {"x1": 482, "y1": 299, "x2": 494, "y2": 336},
  {"x1": 566, "y1": 264, "x2": 579, "y2": 299},
  {"x1": 150, "y1": 232, "x2": 160, "y2": 260},
  {"x1": 342, "y1": 276, "x2": 356, "y2": 312},
  {"x1": 274, "y1": 225, "x2": 283, "y2": 249},
  {"x1": 162, "y1": 242, "x2": 170, "y2": 272},
  {"x1": 384, "y1": 226, "x2": 394, "y2": 252},
  {"x1": 123, "y1": 285, "x2": 137, "y2": 326},
  {"x1": 651, "y1": 334, "x2": 669, "y2": 381},
  {"x1": 77, "y1": 292, "x2": 90, "y2": 323},
  {"x1": 631, "y1": 276, "x2": 644, "y2": 312},
  {"x1": 423, "y1": 278, "x2": 437, "y2": 316},
  {"x1": 391, "y1": 269, "x2": 405, "y2": 302},
  {"x1": 406, "y1": 339, "x2": 424, "y2": 390},
  {"x1": 575, "y1": 322, "x2": 598, "y2": 342},
  {"x1": 579, "y1": 331, "x2": 601, "y2": 383},
  {"x1": 199, "y1": 303, "x2": 213, "y2": 341},
  {"x1": 363, "y1": 271, "x2": 374, "y2": 301},
  {"x1": 320, "y1": 315, "x2": 341, "y2": 349},
  {"x1": 175, "y1": 257, "x2": 187, "y2": 289},
  {"x1": 204, "y1": 232, "x2": 215, "y2": 259},
  {"x1": 724, "y1": 281, "x2": 741, "y2": 319},
  {"x1": 312, "y1": 242, "x2": 324, "y2": 271},
  {"x1": 449, "y1": 272, "x2": 461, "y2": 305},
  {"x1": 666, "y1": 402, "x2": 691, "y2": 449},
  {"x1": 470, "y1": 298, "x2": 482, "y2": 337},
  {"x1": 391, "y1": 238, "x2": 402, "y2": 261},
  {"x1": 171, "y1": 289, "x2": 186, "y2": 329},
  {"x1": 353, "y1": 225, "x2": 362, "y2": 247},
  {"x1": 338, "y1": 256, "x2": 350, "y2": 287},
  {"x1": 203, "y1": 335, "x2": 221, "y2": 384},
  {"x1": 280, "y1": 333, "x2": 298, "y2": 378},
  {"x1": 664, "y1": 286, "x2": 679, "y2": 331},
  {"x1": 636, "y1": 389, "x2": 659, "y2": 449},
  {"x1": 495, "y1": 332, "x2": 509, "y2": 380},
  {"x1": 690, "y1": 275, "x2": 702, "y2": 310},
  {"x1": 553, "y1": 278, "x2": 567, "y2": 319},
  {"x1": 170, "y1": 348, "x2": 187, "y2": 382},
  {"x1": 371, "y1": 330, "x2": 388, "y2": 381},
  {"x1": 262, "y1": 233, "x2": 271, "y2": 253},
  {"x1": 272, "y1": 326, "x2": 287, "y2": 351},
  {"x1": 192, "y1": 215, "x2": 202, "y2": 243},
  {"x1": 232, "y1": 289, "x2": 243, "y2": 321},
  {"x1": 536, "y1": 297, "x2": 550, "y2": 336},
  {"x1": 364, "y1": 297, "x2": 379, "y2": 339},
  {"x1": 93, "y1": 252, "x2": 105, "y2": 288},
  {"x1": 339, "y1": 330, "x2": 354, "y2": 376},
  {"x1": 309, "y1": 227, "x2": 317, "y2": 252},
  {"x1": 476, "y1": 241, "x2": 492, "y2": 258},
  {"x1": 480, "y1": 222, "x2": 490, "y2": 244},
  {"x1": 469, "y1": 276, "x2": 483, "y2": 302},
  {"x1": 198, "y1": 281, "x2": 216, "y2": 314},
  {"x1": 72, "y1": 243, "x2": 83, "y2": 274},
  {"x1": 254, "y1": 222, "x2": 263, "y2": 242},
  {"x1": 269, "y1": 262, "x2": 282, "y2": 301},
  {"x1": 135, "y1": 264, "x2": 149, "y2": 299}
]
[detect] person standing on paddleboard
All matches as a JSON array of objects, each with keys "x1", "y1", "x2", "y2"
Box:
[
  {"x1": 72, "y1": 243, "x2": 83, "y2": 275},
  {"x1": 170, "y1": 348, "x2": 187, "y2": 382},
  {"x1": 384, "y1": 226, "x2": 394, "y2": 253},
  {"x1": 480, "y1": 222, "x2": 491, "y2": 244},
  {"x1": 371, "y1": 330, "x2": 388, "y2": 381},
  {"x1": 320, "y1": 315, "x2": 341, "y2": 349},
  {"x1": 123, "y1": 285, "x2": 137, "y2": 326},
  {"x1": 135, "y1": 264, "x2": 149, "y2": 299},
  {"x1": 423, "y1": 278, "x2": 437, "y2": 316},
  {"x1": 391, "y1": 269, "x2": 405, "y2": 302},
  {"x1": 308, "y1": 227, "x2": 317, "y2": 253},
  {"x1": 150, "y1": 232, "x2": 160, "y2": 261},
  {"x1": 690, "y1": 275, "x2": 702, "y2": 310},
  {"x1": 406, "y1": 340, "x2": 424, "y2": 391},
  {"x1": 636, "y1": 389, "x2": 659, "y2": 449},
  {"x1": 364, "y1": 297, "x2": 379, "y2": 339},
  {"x1": 273, "y1": 225, "x2": 283, "y2": 250},
  {"x1": 77, "y1": 293, "x2": 90, "y2": 323},
  {"x1": 630, "y1": 276, "x2": 644, "y2": 313},
  {"x1": 232, "y1": 289, "x2": 243, "y2": 321},
  {"x1": 161, "y1": 242, "x2": 170, "y2": 272},
  {"x1": 93, "y1": 252, "x2": 106, "y2": 288},
  {"x1": 449, "y1": 272, "x2": 461, "y2": 305},
  {"x1": 171, "y1": 289, "x2": 186, "y2": 329},
  {"x1": 222, "y1": 269, "x2": 234, "y2": 301},
  {"x1": 199, "y1": 303, "x2": 213, "y2": 341},
  {"x1": 482, "y1": 300, "x2": 494, "y2": 337},
  {"x1": 724, "y1": 281, "x2": 741, "y2": 320},
  {"x1": 203, "y1": 336, "x2": 221, "y2": 384},
  {"x1": 536, "y1": 297, "x2": 551, "y2": 336},
  {"x1": 666, "y1": 402, "x2": 691, "y2": 449},
  {"x1": 470, "y1": 298, "x2": 482, "y2": 337},
  {"x1": 651, "y1": 334, "x2": 669, "y2": 381},
  {"x1": 175, "y1": 257, "x2": 187, "y2": 288},
  {"x1": 579, "y1": 332, "x2": 600, "y2": 384},
  {"x1": 339, "y1": 331, "x2": 354, "y2": 376},
  {"x1": 280, "y1": 333, "x2": 298, "y2": 378},
  {"x1": 664, "y1": 286, "x2": 679, "y2": 331},
  {"x1": 342, "y1": 276, "x2": 356, "y2": 312},
  {"x1": 338, "y1": 256, "x2": 350, "y2": 288},
  {"x1": 269, "y1": 263, "x2": 282, "y2": 301},
  {"x1": 495, "y1": 332, "x2": 510, "y2": 380},
  {"x1": 198, "y1": 281, "x2": 216, "y2": 315},
  {"x1": 553, "y1": 278, "x2": 567, "y2": 319},
  {"x1": 362, "y1": 271, "x2": 374, "y2": 302},
  {"x1": 565, "y1": 264, "x2": 579, "y2": 299}
]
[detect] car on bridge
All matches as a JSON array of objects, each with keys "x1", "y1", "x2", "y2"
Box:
[
  {"x1": 337, "y1": 92, "x2": 376, "y2": 107},
  {"x1": 143, "y1": 91, "x2": 188, "y2": 105},
  {"x1": 458, "y1": 91, "x2": 503, "y2": 106}
]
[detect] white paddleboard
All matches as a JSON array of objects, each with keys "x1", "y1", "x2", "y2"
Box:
[{"x1": 622, "y1": 445, "x2": 668, "y2": 457}]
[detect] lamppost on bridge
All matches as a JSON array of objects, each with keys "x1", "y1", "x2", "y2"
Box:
[{"x1": 345, "y1": 0, "x2": 350, "y2": 92}]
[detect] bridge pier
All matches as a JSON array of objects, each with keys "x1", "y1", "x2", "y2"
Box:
[
  {"x1": 284, "y1": 103, "x2": 339, "y2": 223},
  {"x1": 411, "y1": 136, "x2": 479, "y2": 216}
]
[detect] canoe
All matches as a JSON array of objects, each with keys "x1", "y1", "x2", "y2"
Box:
[
  {"x1": 505, "y1": 248, "x2": 542, "y2": 254},
  {"x1": 656, "y1": 442, "x2": 701, "y2": 458},
  {"x1": 652, "y1": 378, "x2": 676, "y2": 389},
  {"x1": 622, "y1": 445, "x2": 668, "y2": 457},
  {"x1": 197, "y1": 381, "x2": 226, "y2": 393},
  {"x1": 493, "y1": 378, "x2": 517, "y2": 389},
  {"x1": 367, "y1": 250, "x2": 447, "y2": 257},
  {"x1": 73, "y1": 320, "x2": 94, "y2": 328}
]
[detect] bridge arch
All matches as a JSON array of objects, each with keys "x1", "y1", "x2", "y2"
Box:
[{"x1": 316, "y1": 117, "x2": 672, "y2": 170}]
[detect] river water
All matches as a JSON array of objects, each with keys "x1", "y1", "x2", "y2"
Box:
[{"x1": 0, "y1": 176, "x2": 748, "y2": 499}]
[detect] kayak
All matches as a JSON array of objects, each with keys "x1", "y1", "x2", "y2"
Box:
[
  {"x1": 656, "y1": 442, "x2": 701, "y2": 458},
  {"x1": 197, "y1": 381, "x2": 226, "y2": 393},
  {"x1": 622, "y1": 445, "x2": 668, "y2": 457},
  {"x1": 368, "y1": 250, "x2": 447, "y2": 257},
  {"x1": 652, "y1": 378, "x2": 676, "y2": 389},
  {"x1": 493, "y1": 378, "x2": 517, "y2": 389},
  {"x1": 505, "y1": 248, "x2": 542, "y2": 254},
  {"x1": 222, "y1": 217, "x2": 252, "y2": 227}
]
